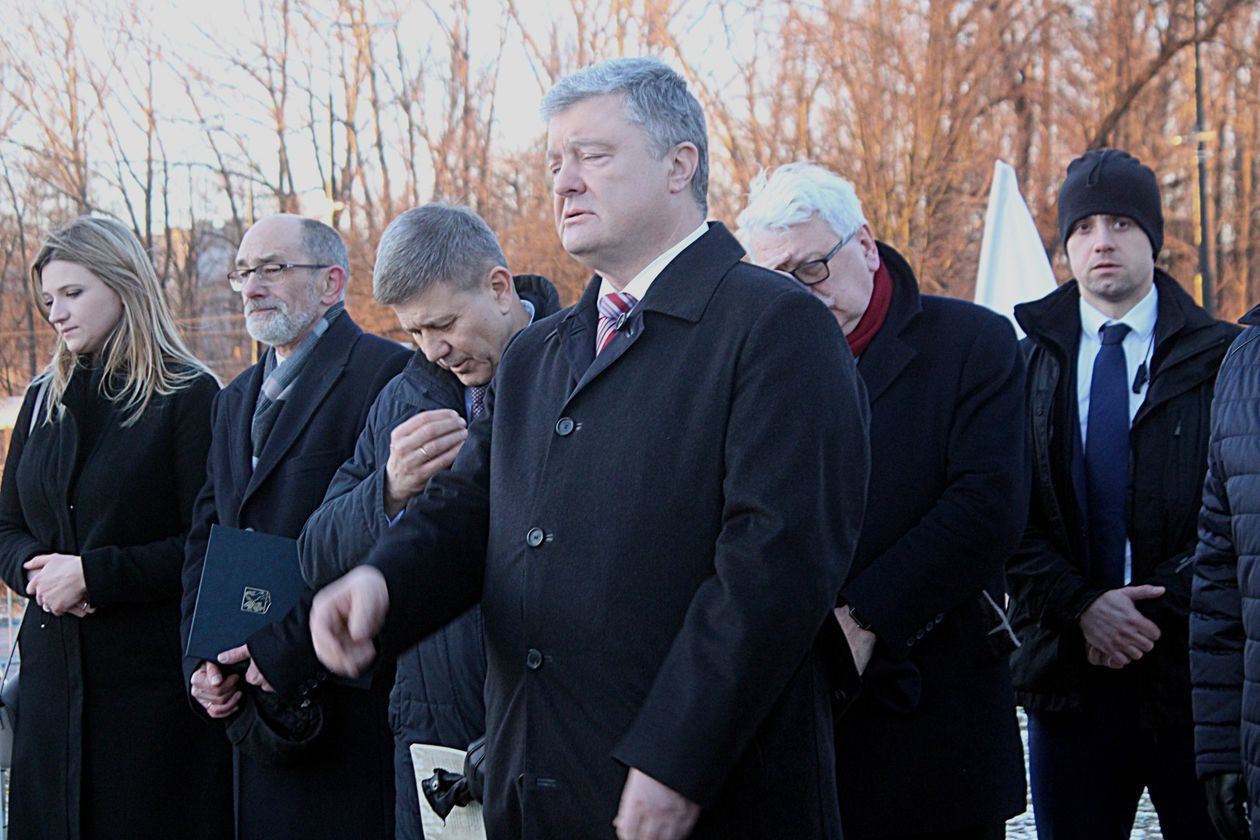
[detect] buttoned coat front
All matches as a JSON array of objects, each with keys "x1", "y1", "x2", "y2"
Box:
[
  {"x1": 833, "y1": 244, "x2": 1029, "y2": 837},
  {"x1": 180, "y1": 313, "x2": 408, "y2": 840},
  {"x1": 0, "y1": 367, "x2": 231, "y2": 840},
  {"x1": 368, "y1": 224, "x2": 870, "y2": 839}
]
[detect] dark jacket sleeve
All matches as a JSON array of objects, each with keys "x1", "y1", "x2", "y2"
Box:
[
  {"x1": 1006, "y1": 346, "x2": 1105, "y2": 630},
  {"x1": 1190, "y1": 387, "x2": 1245, "y2": 778},
  {"x1": 296, "y1": 386, "x2": 398, "y2": 589},
  {"x1": 81, "y1": 374, "x2": 218, "y2": 607},
  {"x1": 368, "y1": 413, "x2": 492, "y2": 661},
  {"x1": 0, "y1": 384, "x2": 51, "y2": 592},
  {"x1": 842, "y1": 313, "x2": 1028, "y2": 655},
  {"x1": 611, "y1": 290, "x2": 870, "y2": 807},
  {"x1": 296, "y1": 372, "x2": 459, "y2": 589}
]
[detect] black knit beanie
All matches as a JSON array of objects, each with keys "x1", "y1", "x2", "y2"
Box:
[{"x1": 1057, "y1": 149, "x2": 1163, "y2": 257}]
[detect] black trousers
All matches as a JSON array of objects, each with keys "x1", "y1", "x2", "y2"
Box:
[{"x1": 1027, "y1": 670, "x2": 1213, "y2": 840}]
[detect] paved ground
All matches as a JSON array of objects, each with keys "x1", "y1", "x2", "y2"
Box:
[{"x1": 1004, "y1": 710, "x2": 1163, "y2": 839}]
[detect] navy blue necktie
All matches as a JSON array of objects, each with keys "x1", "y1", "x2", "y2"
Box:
[{"x1": 1085, "y1": 322, "x2": 1131, "y2": 588}]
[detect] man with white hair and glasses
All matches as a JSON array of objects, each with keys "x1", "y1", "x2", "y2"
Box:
[{"x1": 739, "y1": 162, "x2": 1029, "y2": 840}]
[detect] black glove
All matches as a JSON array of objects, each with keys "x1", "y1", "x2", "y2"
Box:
[
  {"x1": 1204, "y1": 771, "x2": 1250, "y2": 840},
  {"x1": 463, "y1": 735, "x2": 486, "y2": 802}
]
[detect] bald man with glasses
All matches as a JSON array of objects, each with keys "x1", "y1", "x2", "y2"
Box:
[{"x1": 181, "y1": 213, "x2": 409, "y2": 839}]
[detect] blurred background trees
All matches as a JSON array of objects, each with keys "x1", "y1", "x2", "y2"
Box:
[{"x1": 1, "y1": 0, "x2": 1257, "y2": 388}]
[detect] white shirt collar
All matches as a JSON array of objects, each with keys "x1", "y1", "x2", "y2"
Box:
[
  {"x1": 597, "y1": 221, "x2": 709, "y2": 303},
  {"x1": 1078, "y1": 281, "x2": 1158, "y2": 344}
]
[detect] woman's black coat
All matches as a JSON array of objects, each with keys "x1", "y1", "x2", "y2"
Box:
[{"x1": 0, "y1": 365, "x2": 231, "y2": 840}]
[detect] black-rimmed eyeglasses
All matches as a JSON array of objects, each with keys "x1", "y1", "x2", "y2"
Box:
[
  {"x1": 789, "y1": 227, "x2": 859, "y2": 286},
  {"x1": 227, "y1": 263, "x2": 331, "y2": 292}
]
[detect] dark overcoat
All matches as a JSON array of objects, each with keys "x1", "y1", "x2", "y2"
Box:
[
  {"x1": 834, "y1": 244, "x2": 1028, "y2": 837},
  {"x1": 180, "y1": 313, "x2": 408, "y2": 840},
  {"x1": 365, "y1": 223, "x2": 870, "y2": 839},
  {"x1": 1010, "y1": 272, "x2": 1239, "y2": 725},
  {"x1": 0, "y1": 365, "x2": 232, "y2": 840}
]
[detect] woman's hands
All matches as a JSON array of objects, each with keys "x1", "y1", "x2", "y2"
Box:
[{"x1": 25, "y1": 553, "x2": 95, "y2": 617}]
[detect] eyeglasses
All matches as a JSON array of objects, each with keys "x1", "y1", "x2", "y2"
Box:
[
  {"x1": 227, "y1": 263, "x2": 330, "y2": 292},
  {"x1": 789, "y1": 227, "x2": 859, "y2": 286}
]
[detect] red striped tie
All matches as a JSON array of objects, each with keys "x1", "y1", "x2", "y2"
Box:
[{"x1": 596, "y1": 291, "x2": 638, "y2": 355}]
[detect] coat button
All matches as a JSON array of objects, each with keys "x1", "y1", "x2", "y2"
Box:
[
  {"x1": 935, "y1": 613, "x2": 944, "y2": 623},
  {"x1": 526, "y1": 649, "x2": 544, "y2": 670},
  {"x1": 915, "y1": 629, "x2": 926, "y2": 640},
  {"x1": 526, "y1": 528, "x2": 545, "y2": 548},
  {"x1": 555, "y1": 417, "x2": 575, "y2": 436}
]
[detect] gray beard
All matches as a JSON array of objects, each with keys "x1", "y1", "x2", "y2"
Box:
[{"x1": 245, "y1": 301, "x2": 319, "y2": 347}]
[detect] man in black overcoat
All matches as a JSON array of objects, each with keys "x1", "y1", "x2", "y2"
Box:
[
  {"x1": 739, "y1": 162, "x2": 1029, "y2": 840},
  {"x1": 1009, "y1": 149, "x2": 1237, "y2": 839},
  {"x1": 306, "y1": 57, "x2": 870, "y2": 840},
  {"x1": 180, "y1": 213, "x2": 409, "y2": 839}
]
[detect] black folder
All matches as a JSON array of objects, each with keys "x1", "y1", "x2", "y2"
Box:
[{"x1": 185, "y1": 524, "x2": 306, "y2": 663}]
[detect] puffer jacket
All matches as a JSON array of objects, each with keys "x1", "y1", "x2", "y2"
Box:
[
  {"x1": 1190, "y1": 307, "x2": 1260, "y2": 823},
  {"x1": 296, "y1": 274, "x2": 559, "y2": 839},
  {"x1": 1009, "y1": 272, "x2": 1238, "y2": 727}
]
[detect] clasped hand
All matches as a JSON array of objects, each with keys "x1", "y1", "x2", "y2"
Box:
[
  {"x1": 24, "y1": 553, "x2": 93, "y2": 617},
  {"x1": 1080, "y1": 584, "x2": 1165, "y2": 669}
]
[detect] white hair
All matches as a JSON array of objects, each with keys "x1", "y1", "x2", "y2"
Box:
[{"x1": 736, "y1": 162, "x2": 867, "y2": 246}]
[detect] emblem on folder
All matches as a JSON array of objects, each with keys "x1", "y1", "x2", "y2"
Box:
[{"x1": 241, "y1": 587, "x2": 272, "y2": 615}]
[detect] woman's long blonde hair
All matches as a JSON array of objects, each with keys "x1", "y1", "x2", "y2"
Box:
[{"x1": 29, "y1": 216, "x2": 215, "y2": 427}]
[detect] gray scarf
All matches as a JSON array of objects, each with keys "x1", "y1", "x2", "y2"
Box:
[{"x1": 250, "y1": 301, "x2": 345, "y2": 468}]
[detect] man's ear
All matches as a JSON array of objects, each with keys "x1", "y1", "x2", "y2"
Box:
[
  {"x1": 321, "y1": 265, "x2": 348, "y2": 305},
  {"x1": 857, "y1": 224, "x2": 880, "y2": 273},
  {"x1": 666, "y1": 142, "x2": 700, "y2": 197},
  {"x1": 487, "y1": 266, "x2": 515, "y2": 312}
]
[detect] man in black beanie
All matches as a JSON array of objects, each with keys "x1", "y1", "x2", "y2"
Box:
[{"x1": 1007, "y1": 148, "x2": 1238, "y2": 839}]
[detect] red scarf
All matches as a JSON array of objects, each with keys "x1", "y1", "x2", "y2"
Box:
[{"x1": 846, "y1": 263, "x2": 893, "y2": 357}]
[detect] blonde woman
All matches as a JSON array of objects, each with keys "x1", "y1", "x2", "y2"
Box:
[{"x1": 0, "y1": 216, "x2": 231, "y2": 839}]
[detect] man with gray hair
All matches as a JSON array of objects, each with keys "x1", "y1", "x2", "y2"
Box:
[
  {"x1": 295, "y1": 203, "x2": 558, "y2": 839},
  {"x1": 307, "y1": 58, "x2": 869, "y2": 839},
  {"x1": 739, "y1": 162, "x2": 1028, "y2": 840},
  {"x1": 181, "y1": 213, "x2": 409, "y2": 837}
]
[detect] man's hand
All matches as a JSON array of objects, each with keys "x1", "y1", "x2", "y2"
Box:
[
  {"x1": 1079, "y1": 585, "x2": 1165, "y2": 668},
  {"x1": 217, "y1": 643, "x2": 274, "y2": 693},
  {"x1": 310, "y1": 566, "x2": 389, "y2": 677},
  {"x1": 834, "y1": 606, "x2": 877, "y2": 675},
  {"x1": 190, "y1": 661, "x2": 242, "y2": 718},
  {"x1": 24, "y1": 553, "x2": 89, "y2": 616},
  {"x1": 613, "y1": 768, "x2": 701, "y2": 840},
  {"x1": 384, "y1": 409, "x2": 468, "y2": 517}
]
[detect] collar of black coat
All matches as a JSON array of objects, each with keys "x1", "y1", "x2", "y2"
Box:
[
  {"x1": 239, "y1": 311, "x2": 363, "y2": 489},
  {"x1": 1242, "y1": 302, "x2": 1260, "y2": 327},
  {"x1": 870, "y1": 242, "x2": 923, "y2": 335},
  {"x1": 562, "y1": 221, "x2": 743, "y2": 329},
  {"x1": 1015, "y1": 269, "x2": 1221, "y2": 364},
  {"x1": 853, "y1": 242, "x2": 923, "y2": 405}
]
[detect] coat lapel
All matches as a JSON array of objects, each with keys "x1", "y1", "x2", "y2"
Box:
[
  {"x1": 556, "y1": 277, "x2": 601, "y2": 388},
  {"x1": 857, "y1": 244, "x2": 923, "y2": 406},
  {"x1": 556, "y1": 222, "x2": 744, "y2": 404},
  {"x1": 228, "y1": 362, "x2": 265, "y2": 496},
  {"x1": 241, "y1": 314, "x2": 361, "y2": 507}
]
